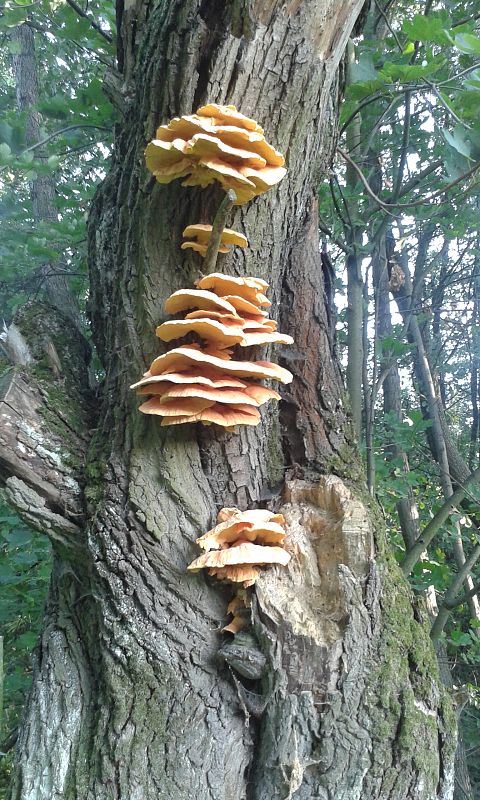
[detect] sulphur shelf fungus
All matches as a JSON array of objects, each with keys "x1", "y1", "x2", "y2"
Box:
[
  {"x1": 181, "y1": 224, "x2": 248, "y2": 258},
  {"x1": 222, "y1": 593, "x2": 251, "y2": 634},
  {"x1": 145, "y1": 103, "x2": 286, "y2": 204},
  {"x1": 131, "y1": 272, "x2": 294, "y2": 430},
  {"x1": 187, "y1": 508, "x2": 291, "y2": 626}
]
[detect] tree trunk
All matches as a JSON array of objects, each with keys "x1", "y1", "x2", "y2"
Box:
[
  {"x1": 12, "y1": 24, "x2": 84, "y2": 333},
  {"x1": 393, "y1": 253, "x2": 480, "y2": 624},
  {"x1": 373, "y1": 233, "x2": 420, "y2": 553},
  {"x1": 345, "y1": 40, "x2": 364, "y2": 445},
  {"x1": 5, "y1": 2, "x2": 456, "y2": 798}
]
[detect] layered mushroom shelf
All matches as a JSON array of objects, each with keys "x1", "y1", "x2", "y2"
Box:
[
  {"x1": 187, "y1": 507, "x2": 291, "y2": 631},
  {"x1": 131, "y1": 272, "x2": 294, "y2": 430},
  {"x1": 145, "y1": 103, "x2": 286, "y2": 205}
]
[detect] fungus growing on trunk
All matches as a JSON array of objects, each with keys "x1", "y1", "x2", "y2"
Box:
[
  {"x1": 134, "y1": 104, "x2": 291, "y2": 429},
  {"x1": 146, "y1": 345, "x2": 293, "y2": 382},
  {"x1": 181, "y1": 224, "x2": 248, "y2": 257},
  {"x1": 133, "y1": 274, "x2": 293, "y2": 429},
  {"x1": 155, "y1": 318, "x2": 245, "y2": 348},
  {"x1": 187, "y1": 507, "x2": 291, "y2": 589},
  {"x1": 144, "y1": 103, "x2": 286, "y2": 204}
]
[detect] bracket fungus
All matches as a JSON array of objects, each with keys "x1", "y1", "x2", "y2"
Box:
[
  {"x1": 222, "y1": 593, "x2": 251, "y2": 634},
  {"x1": 135, "y1": 103, "x2": 291, "y2": 429},
  {"x1": 145, "y1": 103, "x2": 286, "y2": 204},
  {"x1": 187, "y1": 507, "x2": 290, "y2": 594},
  {"x1": 132, "y1": 272, "x2": 293, "y2": 430},
  {"x1": 181, "y1": 224, "x2": 248, "y2": 258},
  {"x1": 139, "y1": 104, "x2": 292, "y2": 629}
]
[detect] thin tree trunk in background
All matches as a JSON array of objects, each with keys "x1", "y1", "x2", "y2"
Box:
[
  {"x1": 362, "y1": 266, "x2": 375, "y2": 493},
  {"x1": 375, "y1": 234, "x2": 420, "y2": 551},
  {"x1": 431, "y1": 257, "x2": 448, "y2": 411},
  {"x1": 469, "y1": 251, "x2": 480, "y2": 470},
  {"x1": 387, "y1": 244, "x2": 472, "y2": 798},
  {"x1": 345, "y1": 40, "x2": 364, "y2": 444},
  {"x1": 436, "y1": 648, "x2": 474, "y2": 800},
  {"x1": 394, "y1": 253, "x2": 480, "y2": 624},
  {"x1": 11, "y1": 24, "x2": 83, "y2": 333},
  {"x1": 3, "y1": 3, "x2": 456, "y2": 798}
]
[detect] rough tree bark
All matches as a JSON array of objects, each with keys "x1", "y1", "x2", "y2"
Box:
[{"x1": 3, "y1": 2, "x2": 456, "y2": 798}]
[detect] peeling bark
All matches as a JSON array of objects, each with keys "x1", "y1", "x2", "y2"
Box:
[
  {"x1": 4, "y1": 2, "x2": 456, "y2": 798},
  {"x1": 0, "y1": 304, "x2": 90, "y2": 543}
]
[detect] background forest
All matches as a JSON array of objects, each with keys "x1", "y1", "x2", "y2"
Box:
[{"x1": 1, "y1": 0, "x2": 480, "y2": 796}]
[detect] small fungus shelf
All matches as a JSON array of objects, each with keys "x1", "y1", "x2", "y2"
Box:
[
  {"x1": 187, "y1": 507, "x2": 291, "y2": 631},
  {"x1": 181, "y1": 224, "x2": 248, "y2": 257}
]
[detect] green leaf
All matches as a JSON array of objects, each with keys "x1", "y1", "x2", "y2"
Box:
[
  {"x1": 444, "y1": 146, "x2": 471, "y2": 180},
  {"x1": 378, "y1": 334, "x2": 411, "y2": 357},
  {"x1": 13, "y1": 631, "x2": 38, "y2": 650},
  {"x1": 350, "y1": 54, "x2": 377, "y2": 83},
  {"x1": 37, "y1": 96, "x2": 71, "y2": 121},
  {"x1": 346, "y1": 79, "x2": 384, "y2": 101},
  {"x1": 19, "y1": 149, "x2": 34, "y2": 164},
  {"x1": 454, "y1": 33, "x2": 480, "y2": 56},
  {"x1": 378, "y1": 59, "x2": 444, "y2": 82},
  {"x1": 3, "y1": 528, "x2": 32, "y2": 547},
  {"x1": 463, "y1": 69, "x2": 480, "y2": 90},
  {"x1": 47, "y1": 155, "x2": 60, "y2": 169},
  {"x1": 402, "y1": 13, "x2": 450, "y2": 45},
  {"x1": 448, "y1": 629, "x2": 472, "y2": 646},
  {"x1": 442, "y1": 127, "x2": 472, "y2": 158},
  {"x1": 0, "y1": 122, "x2": 15, "y2": 146},
  {"x1": 0, "y1": 6, "x2": 28, "y2": 26},
  {"x1": 0, "y1": 142, "x2": 12, "y2": 160}
]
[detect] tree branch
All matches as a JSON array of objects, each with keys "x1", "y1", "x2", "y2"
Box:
[
  {"x1": 0, "y1": 305, "x2": 92, "y2": 554},
  {"x1": 392, "y1": 90, "x2": 411, "y2": 201},
  {"x1": 23, "y1": 124, "x2": 112, "y2": 154},
  {"x1": 398, "y1": 160, "x2": 442, "y2": 198},
  {"x1": 401, "y1": 465, "x2": 480, "y2": 576},
  {"x1": 431, "y1": 543, "x2": 480, "y2": 640},
  {"x1": 318, "y1": 220, "x2": 351, "y2": 254},
  {"x1": 339, "y1": 93, "x2": 388, "y2": 136},
  {"x1": 337, "y1": 147, "x2": 480, "y2": 211},
  {"x1": 373, "y1": 0, "x2": 404, "y2": 52},
  {"x1": 445, "y1": 578, "x2": 480, "y2": 610},
  {"x1": 64, "y1": 0, "x2": 113, "y2": 43}
]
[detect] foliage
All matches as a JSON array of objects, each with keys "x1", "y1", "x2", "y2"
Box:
[
  {"x1": 0, "y1": 0, "x2": 115, "y2": 318},
  {"x1": 0, "y1": 501, "x2": 51, "y2": 796},
  {"x1": 0, "y1": 0, "x2": 114, "y2": 793},
  {"x1": 319, "y1": 0, "x2": 480, "y2": 793}
]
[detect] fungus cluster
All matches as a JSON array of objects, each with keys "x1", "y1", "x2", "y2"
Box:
[
  {"x1": 187, "y1": 507, "x2": 290, "y2": 630},
  {"x1": 139, "y1": 104, "x2": 292, "y2": 629},
  {"x1": 145, "y1": 103, "x2": 287, "y2": 204},
  {"x1": 131, "y1": 271, "x2": 293, "y2": 429}
]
